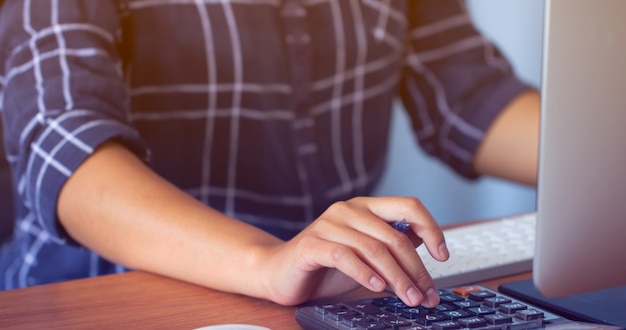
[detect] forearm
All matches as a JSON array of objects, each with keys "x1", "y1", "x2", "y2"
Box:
[
  {"x1": 473, "y1": 90, "x2": 541, "y2": 186},
  {"x1": 57, "y1": 141, "x2": 282, "y2": 298},
  {"x1": 58, "y1": 142, "x2": 449, "y2": 308}
]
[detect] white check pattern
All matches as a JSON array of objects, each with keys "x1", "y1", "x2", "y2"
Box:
[{"x1": 0, "y1": 0, "x2": 531, "y2": 289}]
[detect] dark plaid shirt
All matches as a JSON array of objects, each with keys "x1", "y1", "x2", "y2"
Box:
[{"x1": 0, "y1": 0, "x2": 530, "y2": 289}]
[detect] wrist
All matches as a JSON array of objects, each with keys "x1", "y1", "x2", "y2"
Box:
[{"x1": 243, "y1": 242, "x2": 284, "y2": 302}]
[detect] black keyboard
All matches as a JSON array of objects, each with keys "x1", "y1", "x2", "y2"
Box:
[{"x1": 295, "y1": 285, "x2": 570, "y2": 329}]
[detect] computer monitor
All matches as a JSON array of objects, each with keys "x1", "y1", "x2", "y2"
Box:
[{"x1": 533, "y1": 0, "x2": 626, "y2": 297}]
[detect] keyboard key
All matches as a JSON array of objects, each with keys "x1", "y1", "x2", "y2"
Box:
[
  {"x1": 415, "y1": 313, "x2": 449, "y2": 326},
  {"x1": 515, "y1": 309, "x2": 544, "y2": 321},
  {"x1": 327, "y1": 308, "x2": 358, "y2": 321},
  {"x1": 343, "y1": 301, "x2": 382, "y2": 316},
  {"x1": 313, "y1": 304, "x2": 336, "y2": 315},
  {"x1": 371, "y1": 296, "x2": 400, "y2": 307},
  {"x1": 499, "y1": 302, "x2": 528, "y2": 314},
  {"x1": 385, "y1": 300, "x2": 409, "y2": 314},
  {"x1": 458, "y1": 316, "x2": 487, "y2": 328},
  {"x1": 453, "y1": 300, "x2": 480, "y2": 310},
  {"x1": 400, "y1": 325, "x2": 428, "y2": 330},
  {"x1": 484, "y1": 313, "x2": 514, "y2": 325},
  {"x1": 468, "y1": 290, "x2": 497, "y2": 302},
  {"x1": 381, "y1": 317, "x2": 412, "y2": 328},
  {"x1": 453, "y1": 285, "x2": 483, "y2": 296},
  {"x1": 468, "y1": 306, "x2": 496, "y2": 316},
  {"x1": 356, "y1": 319, "x2": 387, "y2": 329},
  {"x1": 426, "y1": 303, "x2": 457, "y2": 312},
  {"x1": 400, "y1": 307, "x2": 425, "y2": 320},
  {"x1": 369, "y1": 310, "x2": 395, "y2": 322},
  {"x1": 431, "y1": 320, "x2": 461, "y2": 330},
  {"x1": 483, "y1": 296, "x2": 512, "y2": 307},
  {"x1": 442, "y1": 309, "x2": 471, "y2": 320},
  {"x1": 341, "y1": 315, "x2": 367, "y2": 327},
  {"x1": 440, "y1": 294, "x2": 465, "y2": 304}
]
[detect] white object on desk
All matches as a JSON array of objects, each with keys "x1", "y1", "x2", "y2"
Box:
[
  {"x1": 417, "y1": 213, "x2": 536, "y2": 288},
  {"x1": 194, "y1": 324, "x2": 270, "y2": 330}
]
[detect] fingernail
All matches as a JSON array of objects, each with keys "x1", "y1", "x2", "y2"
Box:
[
  {"x1": 439, "y1": 242, "x2": 449, "y2": 260},
  {"x1": 406, "y1": 286, "x2": 423, "y2": 306},
  {"x1": 369, "y1": 276, "x2": 385, "y2": 291},
  {"x1": 424, "y1": 287, "x2": 440, "y2": 307}
]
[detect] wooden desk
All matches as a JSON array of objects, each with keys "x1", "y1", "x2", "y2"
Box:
[{"x1": 0, "y1": 269, "x2": 532, "y2": 329}]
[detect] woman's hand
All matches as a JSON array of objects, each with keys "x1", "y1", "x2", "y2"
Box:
[{"x1": 257, "y1": 196, "x2": 449, "y2": 307}]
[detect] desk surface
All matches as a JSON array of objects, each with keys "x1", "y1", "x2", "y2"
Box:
[{"x1": 0, "y1": 269, "x2": 532, "y2": 329}]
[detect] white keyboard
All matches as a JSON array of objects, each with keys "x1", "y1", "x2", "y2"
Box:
[{"x1": 416, "y1": 212, "x2": 536, "y2": 288}]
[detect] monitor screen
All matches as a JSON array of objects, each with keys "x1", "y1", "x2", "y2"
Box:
[{"x1": 533, "y1": 0, "x2": 626, "y2": 297}]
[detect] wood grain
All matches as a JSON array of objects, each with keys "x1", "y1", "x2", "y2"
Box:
[{"x1": 0, "y1": 271, "x2": 298, "y2": 329}]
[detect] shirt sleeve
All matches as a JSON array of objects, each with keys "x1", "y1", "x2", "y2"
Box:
[
  {"x1": 400, "y1": 0, "x2": 537, "y2": 178},
  {"x1": 0, "y1": 0, "x2": 148, "y2": 243}
]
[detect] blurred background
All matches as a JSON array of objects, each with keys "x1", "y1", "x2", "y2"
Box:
[{"x1": 373, "y1": 0, "x2": 544, "y2": 226}]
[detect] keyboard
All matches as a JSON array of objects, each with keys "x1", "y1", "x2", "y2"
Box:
[
  {"x1": 295, "y1": 285, "x2": 569, "y2": 329},
  {"x1": 417, "y1": 213, "x2": 536, "y2": 288}
]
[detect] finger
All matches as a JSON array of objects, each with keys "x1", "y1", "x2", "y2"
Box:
[
  {"x1": 343, "y1": 197, "x2": 446, "y2": 306},
  {"x1": 319, "y1": 218, "x2": 433, "y2": 307},
  {"x1": 299, "y1": 235, "x2": 388, "y2": 293},
  {"x1": 364, "y1": 217, "x2": 442, "y2": 307},
  {"x1": 364, "y1": 196, "x2": 449, "y2": 262}
]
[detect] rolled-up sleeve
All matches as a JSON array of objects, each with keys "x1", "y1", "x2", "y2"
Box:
[
  {"x1": 0, "y1": 0, "x2": 148, "y2": 242},
  {"x1": 400, "y1": 0, "x2": 535, "y2": 178}
]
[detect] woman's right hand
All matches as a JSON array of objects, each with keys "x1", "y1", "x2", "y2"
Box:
[{"x1": 256, "y1": 196, "x2": 449, "y2": 307}]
